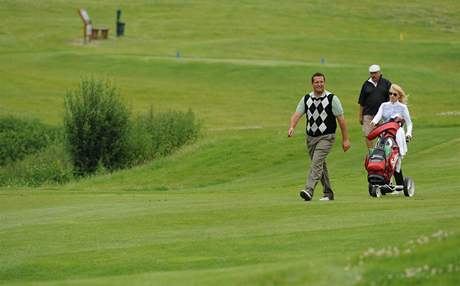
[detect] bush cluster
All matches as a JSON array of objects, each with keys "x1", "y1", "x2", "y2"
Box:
[
  {"x1": 64, "y1": 79, "x2": 200, "y2": 176},
  {"x1": 0, "y1": 78, "x2": 201, "y2": 186}
]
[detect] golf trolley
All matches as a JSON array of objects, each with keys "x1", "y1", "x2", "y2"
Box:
[{"x1": 364, "y1": 121, "x2": 415, "y2": 198}]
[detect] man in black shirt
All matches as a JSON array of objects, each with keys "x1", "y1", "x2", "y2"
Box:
[{"x1": 358, "y1": 64, "x2": 391, "y2": 148}]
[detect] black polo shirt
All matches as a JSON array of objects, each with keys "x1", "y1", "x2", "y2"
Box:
[{"x1": 358, "y1": 76, "x2": 391, "y2": 116}]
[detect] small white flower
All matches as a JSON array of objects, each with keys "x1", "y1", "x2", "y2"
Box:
[
  {"x1": 432, "y1": 230, "x2": 444, "y2": 238},
  {"x1": 405, "y1": 268, "x2": 417, "y2": 278},
  {"x1": 416, "y1": 236, "x2": 429, "y2": 245},
  {"x1": 376, "y1": 249, "x2": 385, "y2": 256}
]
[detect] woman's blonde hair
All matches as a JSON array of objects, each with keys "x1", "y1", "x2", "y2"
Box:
[{"x1": 389, "y1": 84, "x2": 408, "y2": 104}]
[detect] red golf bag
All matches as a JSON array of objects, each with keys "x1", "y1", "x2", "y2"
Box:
[
  {"x1": 364, "y1": 119, "x2": 415, "y2": 198},
  {"x1": 365, "y1": 121, "x2": 400, "y2": 187}
]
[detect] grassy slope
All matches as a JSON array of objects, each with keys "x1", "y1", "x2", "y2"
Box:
[{"x1": 1, "y1": 0, "x2": 460, "y2": 285}]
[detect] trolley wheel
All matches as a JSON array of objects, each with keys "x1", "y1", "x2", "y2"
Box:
[
  {"x1": 403, "y1": 177, "x2": 415, "y2": 197},
  {"x1": 368, "y1": 184, "x2": 381, "y2": 198}
]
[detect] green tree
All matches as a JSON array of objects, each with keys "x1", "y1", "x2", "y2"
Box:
[{"x1": 64, "y1": 78, "x2": 131, "y2": 176}]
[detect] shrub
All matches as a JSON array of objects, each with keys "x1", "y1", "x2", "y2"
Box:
[
  {"x1": 64, "y1": 78, "x2": 131, "y2": 176},
  {"x1": 149, "y1": 109, "x2": 200, "y2": 156},
  {"x1": 0, "y1": 116, "x2": 62, "y2": 166},
  {"x1": 127, "y1": 119, "x2": 154, "y2": 165},
  {"x1": 0, "y1": 143, "x2": 73, "y2": 187},
  {"x1": 130, "y1": 108, "x2": 200, "y2": 164}
]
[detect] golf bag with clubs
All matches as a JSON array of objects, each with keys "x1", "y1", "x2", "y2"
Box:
[{"x1": 364, "y1": 120, "x2": 415, "y2": 197}]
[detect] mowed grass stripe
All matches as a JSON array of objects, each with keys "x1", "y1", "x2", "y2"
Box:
[{"x1": 1, "y1": 193, "x2": 459, "y2": 285}]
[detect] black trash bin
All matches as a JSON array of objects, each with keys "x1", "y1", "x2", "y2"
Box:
[{"x1": 117, "y1": 22, "x2": 125, "y2": 36}]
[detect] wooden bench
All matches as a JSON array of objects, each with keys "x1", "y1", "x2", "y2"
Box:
[
  {"x1": 78, "y1": 9, "x2": 109, "y2": 42},
  {"x1": 90, "y1": 27, "x2": 109, "y2": 40}
]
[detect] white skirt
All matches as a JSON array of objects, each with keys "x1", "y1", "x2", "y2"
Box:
[{"x1": 396, "y1": 127, "x2": 408, "y2": 157}]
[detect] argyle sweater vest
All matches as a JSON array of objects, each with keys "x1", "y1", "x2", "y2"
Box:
[{"x1": 304, "y1": 93, "x2": 337, "y2": 137}]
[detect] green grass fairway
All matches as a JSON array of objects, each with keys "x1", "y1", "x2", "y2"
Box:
[{"x1": 1, "y1": 1, "x2": 460, "y2": 285}]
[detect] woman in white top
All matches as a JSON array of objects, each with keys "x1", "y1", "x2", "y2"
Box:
[
  {"x1": 371, "y1": 84, "x2": 412, "y2": 155},
  {"x1": 371, "y1": 83, "x2": 413, "y2": 188}
]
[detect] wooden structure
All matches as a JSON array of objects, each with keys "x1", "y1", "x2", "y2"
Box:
[{"x1": 78, "y1": 9, "x2": 109, "y2": 43}]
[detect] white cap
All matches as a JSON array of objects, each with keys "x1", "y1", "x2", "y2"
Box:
[{"x1": 369, "y1": 64, "x2": 381, "y2": 73}]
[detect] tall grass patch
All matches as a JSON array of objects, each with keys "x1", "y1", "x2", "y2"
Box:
[
  {"x1": 0, "y1": 143, "x2": 73, "y2": 187},
  {"x1": 0, "y1": 116, "x2": 61, "y2": 166},
  {"x1": 129, "y1": 109, "x2": 200, "y2": 164}
]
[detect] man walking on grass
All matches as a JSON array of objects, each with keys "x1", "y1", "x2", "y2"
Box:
[
  {"x1": 288, "y1": 72, "x2": 351, "y2": 201},
  {"x1": 358, "y1": 64, "x2": 391, "y2": 148}
]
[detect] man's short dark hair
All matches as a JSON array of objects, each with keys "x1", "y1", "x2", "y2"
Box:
[{"x1": 311, "y1": 72, "x2": 325, "y2": 83}]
